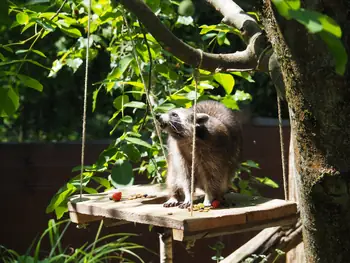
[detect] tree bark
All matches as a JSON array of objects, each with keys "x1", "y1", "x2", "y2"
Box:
[
  {"x1": 260, "y1": 1, "x2": 350, "y2": 262},
  {"x1": 287, "y1": 131, "x2": 305, "y2": 263}
]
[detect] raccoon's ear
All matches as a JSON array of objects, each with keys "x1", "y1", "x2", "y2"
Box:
[{"x1": 196, "y1": 113, "x2": 209, "y2": 126}]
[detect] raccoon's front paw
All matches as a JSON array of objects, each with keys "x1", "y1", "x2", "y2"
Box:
[
  {"x1": 178, "y1": 199, "x2": 191, "y2": 209},
  {"x1": 163, "y1": 197, "x2": 180, "y2": 207},
  {"x1": 203, "y1": 199, "x2": 212, "y2": 207}
]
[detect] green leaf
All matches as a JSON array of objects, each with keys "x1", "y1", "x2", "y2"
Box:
[
  {"x1": 289, "y1": 9, "x2": 323, "y2": 33},
  {"x1": 213, "y1": 73, "x2": 235, "y2": 94},
  {"x1": 55, "y1": 205, "x2": 68, "y2": 220},
  {"x1": 113, "y1": 95, "x2": 129, "y2": 110},
  {"x1": 255, "y1": 177, "x2": 279, "y2": 188},
  {"x1": 15, "y1": 49, "x2": 47, "y2": 58},
  {"x1": 108, "y1": 55, "x2": 134, "y2": 83},
  {"x1": 83, "y1": 187, "x2": 98, "y2": 194},
  {"x1": 46, "y1": 183, "x2": 77, "y2": 213},
  {"x1": 17, "y1": 74, "x2": 43, "y2": 91},
  {"x1": 221, "y1": 95, "x2": 238, "y2": 110},
  {"x1": 92, "y1": 87, "x2": 100, "y2": 112},
  {"x1": 216, "y1": 32, "x2": 226, "y2": 46},
  {"x1": 59, "y1": 27, "x2": 82, "y2": 38},
  {"x1": 242, "y1": 160, "x2": 260, "y2": 169},
  {"x1": 319, "y1": 32, "x2": 348, "y2": 75},
  {"x1": 155, "y1": 103, "x2": 176, "y2": 113},
  {"x1": 271, "y1": 0, "x2": 300, "y2": 19},
  {"x1": 0, "y1": 86, "x2": 19, "y2": 117},
  {"x1": 124, "y1": 101, "x2": 146, "y2": 109},
  {"x1": 119, "y1": 81, "x2": 144, "y2": 88},
  {"x1": 230, "y1": 72, "x2": 255, "y2": 83},
  {"x1": 176, "y1": 16, "x2": 193, "y2": 26},
  {"x1": 16, "y1": 13, "x2": 29, "y2": 25},
  {"x1": 34, "y1": 17, "x2": 57, "y2": 32},
  {"x1": 121, "y1": 144, "x2": 141, "y2": 163},
  {"x1": 0, "y1": 59, "x2": 50, "y2": 70},
  {"x1": 125, "y1": 137, "x2": 152, "y2": 149},
  {"x1": 121, "y1": 116, "x2": 133, "y2": 123},
  {"x1": 92, "y1": 177, "x2": 111, "y2": 189},
  {"x1": 110, "y1": 160, "x2": 134, "y2": 188},
  {"x1": 233, "y1": 90, "x2": 252, "y2": 102},
  {"x1": 186, "y1": 90, "x2": 200, "y2": 101}
]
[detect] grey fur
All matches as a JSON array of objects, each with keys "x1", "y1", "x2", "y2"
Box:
[{"x1": 157, "y1": 100, "x2": 242, "y2": 208}]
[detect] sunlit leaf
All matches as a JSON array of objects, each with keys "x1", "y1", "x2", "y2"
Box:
[
  {"x1": 16, "y1": 13, "x2": 29, "y2": 25},
  {"x1": 176, "y1": 16, "x2": 193, "y2": 26},
  {"x1": 221, "y1": 95, "x2": 238, "y2": 110},
  {"x1": 242, "y1": 160, "x2": 260, "y2": 169},
  {"x1": 92, "y1": 177, "x2": 111, "y2": 189},
  {"x1": 59, "y1": 27, "x2": 82, "y2": 38},
  {"x1": 255, "y1": 177, "x2": 279, "y2": 188},
  {"x1": 216, "y1": 32, "x2": 226, "y2": 46},
  {"x1": 213, "y1": 73, "x2": 235, "y2": 94},
  {"x1": 123, "y1": 101, "x2": 146, "y2": 109},
  {"x1": 233, "y1": 90, "x2": 252, "y2": 101},
  {"x1": 125, "y1": 137, "x2": 152, "y2": 149}
]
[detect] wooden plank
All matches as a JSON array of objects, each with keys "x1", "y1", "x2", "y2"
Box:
[
  {"x1": 68, "y1": 184, "x2": 297, "y2": 234},
  {"x1": 172, "y1": 214, "x2": 297, "y2": 241}
]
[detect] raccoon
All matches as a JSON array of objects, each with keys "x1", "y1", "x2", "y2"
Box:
[{"x1": 156, "y1": 100, "x2": 242, "y2": 208}]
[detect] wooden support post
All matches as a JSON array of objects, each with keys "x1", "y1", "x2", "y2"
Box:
[{"x1": 158, "y1": 228, "x2": 173, "y2": 263}]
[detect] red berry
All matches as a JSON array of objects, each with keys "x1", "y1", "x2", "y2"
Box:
[
  {"x1": 111, "y1": 192, "x2": 122, "y2": 201},
  {"x1": 211, "y1": 200, "x2": 220, "y2": 208}
]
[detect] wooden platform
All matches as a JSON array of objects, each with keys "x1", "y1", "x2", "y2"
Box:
[{"x1": 68, "y1": 184, "x2": 297, "y2": 241}]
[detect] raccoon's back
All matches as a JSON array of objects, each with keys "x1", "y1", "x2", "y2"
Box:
[{"x1": 194, "y1": 100, "x2": 242, "y2": 133}]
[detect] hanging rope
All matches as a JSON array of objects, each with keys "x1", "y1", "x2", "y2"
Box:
[
  {"x1": 190, "y1": 50, "x2": 203, "y2": 216},
  {"x1": 79, "y1": 0, "x2": 91, "y2": 201},
  {"x1": 277, "y1": 96, "x2": 288, "y2": 200}
]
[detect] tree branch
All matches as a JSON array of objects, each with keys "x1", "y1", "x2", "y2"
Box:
[
  {"x1": 206, "y1": 0, "x2": 261, "y2": 42},
  {"x1": 117, "y1": 0, "x2": 258, "y2": 72},
  {"x1": 222, "y1": 218, "x2": 303, "y2": 263}
]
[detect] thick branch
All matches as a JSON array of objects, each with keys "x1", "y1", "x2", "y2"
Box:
[
  {"x1": 222, "y1": 219, "x2": 303, "y2": 263},
  {"x1": 204, "y1": 0, "x2": 273, "y2": 74},
  {"x1": 117, "y1": 0, "x2": 258, "y2": 71}
]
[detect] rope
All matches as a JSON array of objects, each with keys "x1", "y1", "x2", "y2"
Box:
[
  {"x1": 277, "y1": 96, "x2": 288, "y2": 200},
  {"x1": 79, "y1": 0, "x2": 91, "y2": 201},
  {"x1": 190, "y1": 50, "x2": 203, "y2": 216}
]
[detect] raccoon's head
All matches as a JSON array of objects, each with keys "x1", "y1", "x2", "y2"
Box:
[{"x1": 156, "y1": 108, "x2": 209, "y2": 139}]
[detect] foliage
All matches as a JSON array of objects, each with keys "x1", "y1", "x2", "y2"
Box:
[
  {"x1": 272, "y1": 0, "x2": 347, "y2": 75},
  {"x1": 209, "y1": 241, "x2": 225, "y2": 262},
  {"x1": 0, "y1": 219, "x2": 146, "y2": 263},
  {"x1": 233, "y1": 160, "x2": 279, "y2": 196}
]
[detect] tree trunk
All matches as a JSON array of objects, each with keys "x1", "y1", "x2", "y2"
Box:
[
  {"x1": 287, "y1": 132, "x2": 305, "y2": 263},
  {"x1": 260, "y1": 1, "x2": 350, "y2": 262}
]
